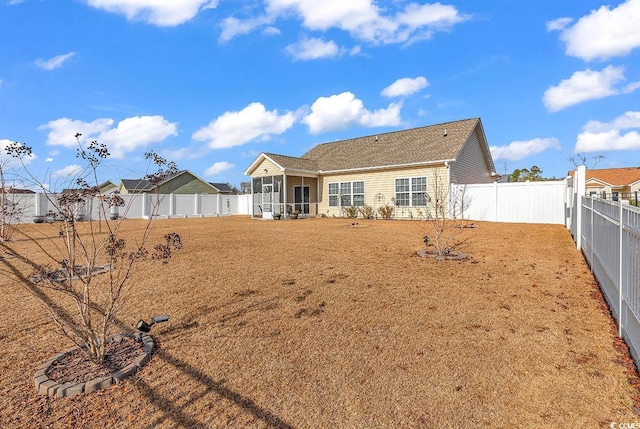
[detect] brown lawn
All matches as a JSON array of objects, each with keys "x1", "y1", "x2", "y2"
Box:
[{"x1": 1, "y1": 216, "x2": 639, "y2": 428}]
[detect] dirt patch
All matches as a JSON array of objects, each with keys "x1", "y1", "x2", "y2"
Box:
[
  {"x1": 1, "y1": 217, "x2": 639, "y2": 428},
  {"x1": 415, "y1": 248, "x2": 468, "y2": 260}
]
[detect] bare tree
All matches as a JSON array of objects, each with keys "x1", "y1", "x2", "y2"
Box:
[
  {"x1": 568, "y1": 153, "x2": 605, "y2": 169},
  {"x1": 419, "y1": 168, "x2": 471, "y2": 257},
  {"x1": 0, "y1": 136, "x2": 181, "y2": 363}
]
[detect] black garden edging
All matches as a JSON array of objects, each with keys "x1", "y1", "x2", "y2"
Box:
[{"x1": 34, "y1": 333, "x2": 154, "y2": 398}]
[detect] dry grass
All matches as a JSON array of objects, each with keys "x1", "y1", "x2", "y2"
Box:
[{"x1": 1, "y1": 216, "x2": 639, "y2": 428}]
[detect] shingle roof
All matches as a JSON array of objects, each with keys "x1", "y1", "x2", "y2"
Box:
[
  {"x1": 570, "y1": 167, "x2": 640, "y2": 187},
  {"x1": 120, "y1": 179, "x2": 154, "y2": 191},
  {"x1": 263, "y1": 153, "x2": 319, "y2": 172},
  {"x1": 300, "y1": 118, "x2": 480, "y2": 172},
  {"x1": 120, "y1": 170, "x2": 189, "y2": 191},
  {"x1": 209, "y1": 182, "x2": 233, "y2": 193}
]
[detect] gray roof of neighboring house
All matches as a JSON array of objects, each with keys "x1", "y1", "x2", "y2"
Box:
[
  {"x1": 120, "y1": 170, "x2": 190, "y2": 192},
  {"x1": 120, "y1": 179, "x2": 154, "y2": 191},
  {"x1": 299, "y1": 118, "x2": 481, "y2": 172},
  {"x1": 209, "y1": 182, "x2": 233, "y2": 193}
]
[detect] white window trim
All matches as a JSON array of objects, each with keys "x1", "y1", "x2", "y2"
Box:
[
  {"x1": 395, "y1": 176, "x2": 428, "y2": 207},
  {"x1": 329, "y1": 180, "x2": 365, "y2": 207}
]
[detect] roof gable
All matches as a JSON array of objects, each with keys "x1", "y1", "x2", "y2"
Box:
[{"x1": 120, "y1": 170, "x2": 219, "y2": 193}]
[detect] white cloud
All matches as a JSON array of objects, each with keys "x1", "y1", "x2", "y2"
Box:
[
  {"x1": 490, "y1": 138, "x2": 560, "y2": 161},
  {"x1": 548, "y1": 0, "x2": 640, "y2": 61},
  {"x1": 99, "y1": 116, "x2": 178, "y2": 158},
  {"x1": 0, "y1": 139, "x2": 37, "y2": 167},
  {"x1": 285, "y1": 37, "x2": 340, "y2": 60},
  {"x1": 543, "y1": 65, "x2": 639, "y2": 112},
  {"x1": 45, "y1": 157, "x2": 54, "y2": 163},
  {"x1": 302, "y1": 91, "x2": 402, "y2": 134},
  {"x1": 263, "y1": 26, "x2": 281, "y2": 36},
  {"x1": 35, "y1": 52, "x2": 76, "y2": 71},
  {"x1": 192, "y1": 102, "x2": 295, "y2": 149},
  {"x1": 575, "y1": 111, "x2": 640, "y2": 152},
  {"x1": 52, "y1": 164, "x2": 84, "y2": 178},
  {"x1": 220, "y1": 16, "x2": 271, "y2": 42},
  {"x1": 39, "y1": 115, "x2": 177, "y2": 158},
  {"x1": 227, "y1": 0, "x2": 467, "y2": 44},
  {"x1": 85, "y1": 0, "x2": 218, "y2": 26},
  {"x1": 204, "y1": 161, "x2": 234, "y2": 176},
  {"x1": 545, "y1": 17, "x2": 572, "y2": 32},
  {"x1": 382, "y1": 76, "x2": 429, "y2": 97}
]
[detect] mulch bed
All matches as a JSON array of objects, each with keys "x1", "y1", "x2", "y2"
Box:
[{"x1": 46, "y1": 337, "x2": 143, "y2": 385}]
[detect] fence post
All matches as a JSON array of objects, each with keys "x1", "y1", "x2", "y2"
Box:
[
  {"x1": 619, "y1": 200, "x2": 629, "y2": 337},
  {"x1": 575, "y1": 166, "x2": 586, "y2": 250},
  {"x1": 527, "y1": 180, "x2": 532, "y2": 223},
  {"x1": 493, "y1": 181, "x2": 498, "y2": 222},
  {"x1": 34, "y1": 193, "x2": 40, "y2": 217},
  {"x1": 590, "y1": 197, "x2": 594, "y2": 272}
]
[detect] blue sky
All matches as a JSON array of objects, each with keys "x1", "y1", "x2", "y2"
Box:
[{"x1": 1, "y1": 0, "x2": 639, "y2": 188}]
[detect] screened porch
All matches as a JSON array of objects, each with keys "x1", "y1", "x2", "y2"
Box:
[{"x1": 251, "y1": 175, "x2": 319, "y2": 219}]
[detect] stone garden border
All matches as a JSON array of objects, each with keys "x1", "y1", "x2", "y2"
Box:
[{"x1": 34, "y1": 333, "x2": 153, "y2": 398}]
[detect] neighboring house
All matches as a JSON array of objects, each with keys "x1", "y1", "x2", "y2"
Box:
[
  {"x1": 244, "y1": 117, "x2": 499, "y2": 219},
  {"x1": 117, "y1": 170, "x2": 227, "y2": 195},
  {"x1": 0, "y1": 187, "x2": 35, "y2": 194},
  {"x1": 98, "y1": 181, "x2": 118, "y2": 194},
  {"x1": 569, "y1": 167, "x2": 640, "y2": 201}
]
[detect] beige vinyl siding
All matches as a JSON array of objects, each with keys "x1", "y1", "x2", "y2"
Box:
[
  {"x1": 585, "y1": 180, "x2": 635, "y2": 197},
  {"x1": 99, "y1": 182, "x2": 117, "y2": 194},
  {"x1": 156, "y1": 173, "x2": 217, "y2": 194},
  {"x1": 450, "y1": 129, "x2": 494, "y2": 184},
  {"x1": 319, "y1": 165, "x2": 447, "y2": 217},
  {"x1": 254, "y1": 158, "x2": 280, "y2": 176}
]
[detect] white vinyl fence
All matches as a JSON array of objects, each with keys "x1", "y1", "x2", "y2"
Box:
[
  {"x1": 452, "y1": 180, "x2": 568, "y2": 224},
  {"x1": 569, "y1": 166, "x2": 640, "y2": 368},
  {"x1": 11, "y1": 193, "x2": 251, "y2": 223}
]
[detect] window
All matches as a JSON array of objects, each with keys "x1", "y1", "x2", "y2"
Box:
[
  {"x1": 352, "y1": 181, "x2": 365, "y2": 206},
  {"x1": 395, "y1": 177, "x2": 427, "y2": 206},
  {"x1": 340, "y1": 182, "x2": 352, "y2": 206},
  {"x1": 328, "y1": 181, "x2": 365, "y2": 207},
  {"x1": 329, "y1": 183, "x2": 339, "y2": 207}
]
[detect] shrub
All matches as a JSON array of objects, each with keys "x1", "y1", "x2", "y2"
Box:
[
  {"x1": 342, "y1": 205, "x2": 359, "y2": 218},
  {"x1": 359, "y1": 205, "x2": 375, "y2": 219},
  {"x1": 378, "y1": 204, "x2": 394, "y2": 220}
]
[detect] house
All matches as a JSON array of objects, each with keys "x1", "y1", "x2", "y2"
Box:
[
  {"x1": 117, "y1": 170, "x2": 229, "y2": 195},
  {"x1": 243, "y1": 117, "x2": 499, "y2": 219},
  {"x1": 0, "y1": 187, "x2": 35, "y2": 194},
  {"x1": 98, "y1": 180, "x2": 118, "y2": 194},
  {"x1": 569, "y1": 167, "x2": 640, "y2": 201}
]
